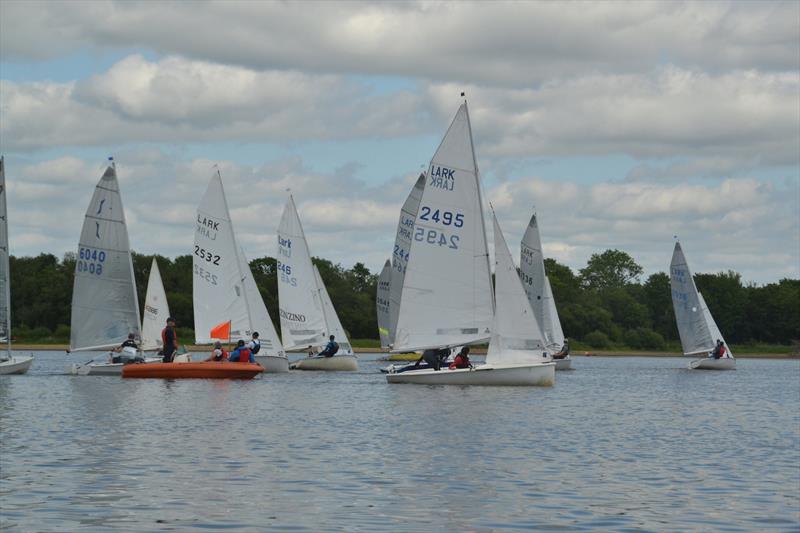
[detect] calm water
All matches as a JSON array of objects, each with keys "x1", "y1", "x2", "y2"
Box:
[{"x1": 1, "y1": 351, "x2": 798, "y2": 532}]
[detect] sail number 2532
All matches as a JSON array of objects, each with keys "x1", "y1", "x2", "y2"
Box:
[{"x1": 194, "y1": 245, "x2": 221, "y2": 265}]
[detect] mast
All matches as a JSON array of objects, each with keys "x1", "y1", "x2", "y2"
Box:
[{"x1": 0, "y1": 157, "x2": 10, "y2": 357}]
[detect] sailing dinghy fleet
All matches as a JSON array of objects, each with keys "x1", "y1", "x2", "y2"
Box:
[{"x1": 3, "y1": 99, "x2": 742, "y2": 379}]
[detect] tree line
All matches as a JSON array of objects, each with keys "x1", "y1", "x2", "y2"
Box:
[{"x1": 8, "y1": 250, "x2": 799, "y2": 348}]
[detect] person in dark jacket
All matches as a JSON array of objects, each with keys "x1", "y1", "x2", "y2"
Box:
[
  {"x1": 449, "y1": 347, "x2": 472, "y2": 369},
  {"x1": 160, "y1": 317, "x2": 178, "y2": 363},
  {"x1": 229, "y1": 340, "x2": 254, "y2": 363},
  {"x1": 318, "y1": 335, "x2": 339, "y2": 358}
]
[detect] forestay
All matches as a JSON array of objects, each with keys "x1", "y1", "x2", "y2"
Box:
[
  {"x1": 70, "y1": 165, "x2": 141, "y2": 352},
  {"x1": 193, "y1": 172, "x2": 251, "y2": 344},
  {"x1": 377, "y1": 259, "x2": 392, "y2": 349},
  {"x1": 393, "y1": 103, "x2": 494, "y2": 351},
  {"x1": 141, "y1": 258, "x2": 169, "y2": 351},
  {"x1": 237, "y1": 246, "x2": 284, "y2": 357},
  {"x1": 0, "y1": 158, "x2": 10, "y2": 347},
  {"x1": 670, "y1": 242, "x2": 729, "y2": 355},
  {"x1": 388, "y1": 173, "x2": 425, "y2": 345},
  {"x1": 312, "y1": 265, "x2": 353, "y2": 355},
  {"x1": 277, "y1": 196, "x2": 327, "y2": 350},
  {"x1": 486, "y1": 213, "x2": 549, "y2": 366}
]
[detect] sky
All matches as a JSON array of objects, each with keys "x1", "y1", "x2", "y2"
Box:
[{"x1": 1, "y1": 0, "x2": 798, "y2": 284}]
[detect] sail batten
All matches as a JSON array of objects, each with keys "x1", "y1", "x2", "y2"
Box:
[
  {"x1": 393, "y1": 103, "x2": 493, "y2": 352},
  {"x1": 70, "y1": 165, "x2": 141, "y2": 352}
]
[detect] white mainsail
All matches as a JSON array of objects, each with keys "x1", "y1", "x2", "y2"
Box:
[
  {"x1": 486, "y1": 212, "x2": 549, "y2": 366},
  {"x1": 277, "y1": 195, "x2": 328, "y2": 350},
  {"x1": 312, "y1": 265, "x2": 353, "y2": 355},
  {"x1": 520, "y1": 212, "x2": 546, "y2": 334},
  {"x1": 670, "y1": 242, "x2": 731, "y2": 356},
  {"x1": 0, "y1": 157, "x2": 10, "y2": 348},
  {"x1": 393, "y1": 103, "x2": 494, "y2": 351},
  {"x1": 388, "y1": 173, "x2": 425, "y2": 345},
  {"x1": 376, "y1": 259, "x2": 392, "y2": 349},
  {"x1": 193, "y1": 171, "x2": 252, "y2": 344},
  {"x1": 237, "y1": 246, "x2": 284, "y2": 357},
  {"x1": 141, "y1": 258, "x2": 169, "y2": 351},
  {"x1": 70, "y1": 164, "x2": 141, "y2": 352},
  {"x1": 542, "y1": 276, "x2": 565, "y2": 349}
]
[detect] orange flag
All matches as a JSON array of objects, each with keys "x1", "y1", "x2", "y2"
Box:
[{"x1": 210, "y1": 320, "x2": 231, "y2": 341}]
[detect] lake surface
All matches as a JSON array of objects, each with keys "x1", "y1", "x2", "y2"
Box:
[{"x1": 1, "y1": 351, "x2": 798, "y2": 532}]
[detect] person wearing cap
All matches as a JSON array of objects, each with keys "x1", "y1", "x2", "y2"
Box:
[
  {"x1": 246, "y1": 332, "x2": 261, "y2": 356},
  {"x1": 229, "y1": 340, "x2": 254, "y2": 363},
  {"x1": 204, "y1": 341, "x2": 228, "y2": 362},
  {"x1": 449, "y1": 346, "x2": 472, "y2": 369},
  {"x1": 160, "y1": 317, "x2": 178, "y2": 363}
]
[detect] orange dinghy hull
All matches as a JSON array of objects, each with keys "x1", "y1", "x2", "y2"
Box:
[{"x1": 122, "y1": 362, "x2": 264, "y2": 379}]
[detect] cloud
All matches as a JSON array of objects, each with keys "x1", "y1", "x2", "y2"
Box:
[{"x1": 2, "y1": 2, "x2": 798, "y2": 85}]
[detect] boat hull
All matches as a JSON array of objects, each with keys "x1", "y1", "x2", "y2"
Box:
[
  {"x1": 0, "y1": 356, "x2": 34, "y2": 375},
  {"x1": 290, "y1": 354, "x2": 358, "y2": 371},
  {"x1": 554, "y1": 355, "x2": 572, "y2": 371},
  {"x1": 690, "y1": 357, "x2": 736, "y2": 370},
  {"x1": 386, "y1": 362, "x2": 555, "y2": 386},
  {"x1": 122, "y1": 361, "x2": 264, "y2": 379},
  {"x1": 69, "y1": 356, "x2": 162, "y2": 376},
  {"x1": 254, "y1": 354, "x2": 289, "y2": 373}
]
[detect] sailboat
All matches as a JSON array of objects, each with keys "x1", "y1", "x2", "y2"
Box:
[
  {"x1": 670, "y1": 241, "x2": 735, "y2": 370},
  {"x1": 0, "y1": 157, "x2": 34, "y2": 375},
  {"x1": 277, "y1": 195, "x2": 358, "y2": 371},
  {"x1": 193, "y1": 171, "x2": 288, "y2": 372},
  {"x1": 68, "y1": 162, "x2": 156, "y2": 375},
  {"x1": 376, "y1": 259, "x2": 392, "y2": 349},
  {"x1": 520, "y1": 212, "x2": 570, "y2": 370},
  {"x1": 387, "y1": 102, "x2": 554, "y2": 385}
]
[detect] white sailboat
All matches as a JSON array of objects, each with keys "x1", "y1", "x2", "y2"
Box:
[
  {"x1": 388, "y1": 102, "x2": 553, "y2": 385},
  {"x1": 520, "y1": 212, "x2": 570, "y2": 370},
  {"x1": 69, "y1": 162, "x2": 154, "y2": 376},
  {"x1": 193, "y1": 172, "x2": 287, "y2": 372},
  {"x1": 670, "y1": 241, "x2": 735, "y2": 370},
  {"x1": 0, "y1": 157, "x2": 34, "y2": 375},
  {"x1": 277, "y1": 195, "x2": 357, "y2": 371},
  {"x1": 141, "y1": 258, "x2": 169, "y2": 352},
  {"x1": 376, "y1": 259, "x2": 392, "y2": 349}
]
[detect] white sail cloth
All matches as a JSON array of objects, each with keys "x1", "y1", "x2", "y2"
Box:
[
  {"x1": 388, "y1": 173, "x2": 425, "y2": 345},
  {"x1": 141, "y1": 258, "x2": 169, "y2": 351},
  {"x1": 70, "y1": 165, "x2": 141, "y2": 352},
  {"x1": 486, "y1": 213, "x2": 550, "y2": 366},
  {"x1": 377, "y1": 259, "x2": 392, "y2": 349},
  {"x1": 670, "y1": 242, "x2": 732, "y2": 356},
  {"x1": 542, "y1": 277, "x2": 565, "y2": 349},
  {"x1": 0, "y1": 158, "x2": 9, "y2": 345},
  {"x1": 393, "y1": 103, "x2": 494, "y2": 351},
  {"x1": 312, "y1": 265, "x2": 353, "y2": 354},
  {"x1": 237, "y1": 247, "x2": 284, "y2": 357},
  {"x1": 277, "y1": 195, "x2": 328, "y2": 350}
]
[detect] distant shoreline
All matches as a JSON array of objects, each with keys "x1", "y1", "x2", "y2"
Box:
[{"x1": 11, "y1": 343, "x2": 798, "y2": 359}]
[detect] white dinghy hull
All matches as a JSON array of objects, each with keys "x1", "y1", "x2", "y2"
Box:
[
  {"x1": 0, "y1": 356, "x2": 34, "y2": 375},
  {"x1": 70, "y1": 356, "x2": 162, "y2": 376},
  {"x1": 690, "y1": 357, "x2": 736, "y2": 370},
  {"x1": 554, "y1": 355, "x2": 572, "y2": 371},
  {"x1": 255, "y1": 354, "x2": 289, "y2": 373},
  {"x1": 290, "y1": 354, "x2": 358, "y2": 371},
  {"x1": 386, "y1": 362, "x2": 555, "y2": 386}
]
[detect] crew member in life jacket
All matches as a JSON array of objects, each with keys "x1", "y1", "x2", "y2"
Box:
[
  {"x1": 247, "y1": 332, "x2": 261, "y2": 356},
  {"x1": 449, "y1": 346, "x2": 473, "y2": 369},
  {"x1": 111, "y1": 333, "x2": 140, "y2": 363},
  {"x1": 204, "y1": 341, "x2": 228, "y2": 362},
  {"x1": 318, "y1": 335, "x2": 340, "y2": 358},
  {"x1": 711, "y1": 339, "x2": 726, "y2": 359},
  {"x1": 160, "y1": 317, "x2": 178, "y2": 363},
  {"x1": 229, "y1": 340, "x2": 254, "y2": 363},
  {"x1": 552, "y1": 338, "x2": 570, "y2": 359}
]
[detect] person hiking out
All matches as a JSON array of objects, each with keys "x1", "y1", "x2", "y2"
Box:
[{"x1": 318, "y1": 335, "x2": 339, "y2": 358}]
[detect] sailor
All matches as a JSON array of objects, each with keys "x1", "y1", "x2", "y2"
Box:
[
  {"x1": 449, "y1": 346, "x2": 472, "y2": 369},
  {"x1": 418, "y1": 347, "x2": 449, "y2": 371},
  {"x1": 247, "y1": 332, "x2": 261, "y2": 356},
  {"x1": 318, "y1": 335, "x2": 339, "y2": 358},
  {"x1": 229, "y1": 340, "x2": 254, "y2": 363},
  {"x1": 113, "y1": 333, "x2": 138, "y2": 352},
  {"x1": 553, "y1": 338, "x2": 570, "y2": 359},
  {"x1": 204, "y1": 341, "x2": 228, "y2": 362},
  {"x1": 161, "y1": 317, "x2": 178, "y2": 363},
  {"x1": 711, "y1": 339, "x2": 726, "y2": 359}
]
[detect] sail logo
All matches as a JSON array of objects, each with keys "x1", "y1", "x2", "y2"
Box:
[
  {"x1": 279, "y1": 309, "x2": 306, "y2": 322},
  {"x1": 196, "y1": 214, "x2": 220, "y2": 240},
  {"x1": 96, "y1": 199, "x2": 106, "y2": 215},
  {"x1": 429, "y1": 165, "x2": 455, "y2": 191},
  {"x1": 278, "y1": 236, "x2": 292, "y2": 248}
]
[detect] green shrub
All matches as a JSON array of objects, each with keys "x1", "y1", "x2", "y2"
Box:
[
  {"x1": 584, "y1": 330, "x2": 610, "y2": 348},
  {"x1": 625, "y1": 327, "x2": 666, "y2": 350}
]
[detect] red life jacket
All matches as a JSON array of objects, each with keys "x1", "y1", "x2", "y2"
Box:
[
  {"x1": 449, "y1": 354, "x2": 470, "y2": 369},
  {"x1": 235, "y1": 348, "x2": 251, "y2": 362}
]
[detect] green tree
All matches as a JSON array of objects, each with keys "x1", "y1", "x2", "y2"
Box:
[{"x1": 580, "y1": 249, "x2": 644, "y2": 290}]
